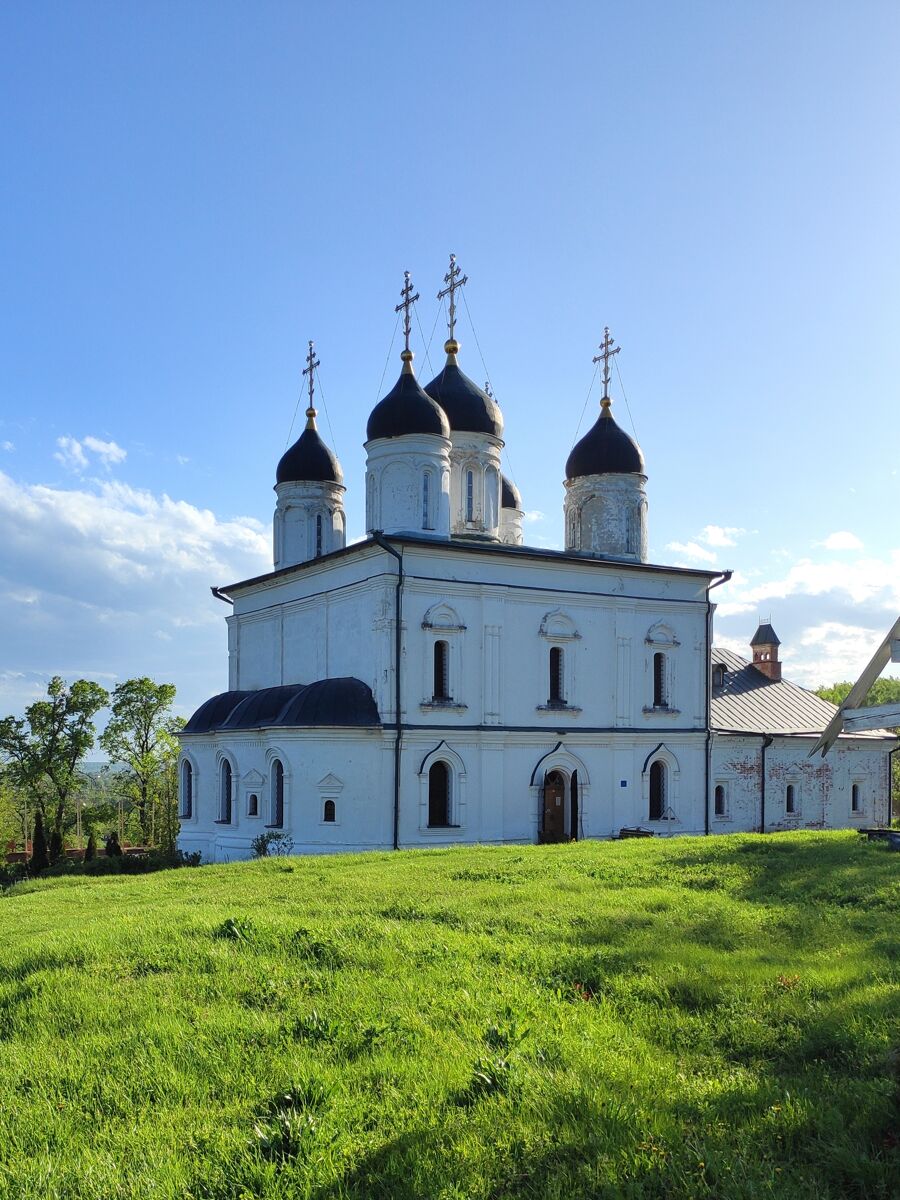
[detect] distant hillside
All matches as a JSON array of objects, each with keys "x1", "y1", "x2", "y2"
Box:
[{"x1": 1, "y1": 833, "x2": 897, "y2": 1199}]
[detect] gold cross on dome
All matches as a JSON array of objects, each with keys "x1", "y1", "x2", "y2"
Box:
[
  {"x1": 592, "y1": 327, "x2": 620, "y2": 408},
  {"x1": 437, "y1": 253, "x2": 468, "y2": 344},
  {"x1": 302, "y1": 340, "x2": 320, "y2": 423},
  {"x1": 394, "y1": 271, "x2": 420, "y2": 355}
]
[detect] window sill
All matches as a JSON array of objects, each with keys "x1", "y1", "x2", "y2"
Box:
[
  {"x1": 423, "y1": 824, "x2": 461, "y2": 831},
  {"x1": 214, "y1": 820, "x2": 233, "y2": 826},
  {"x1": 420, "y1": 700, "x2": 468, "y2": 713},
  {"x1": 536, "y1": 704, "x2": 582, "y2": 715},
  {"x1": 265, "y1": 824, "x2": 285, "y2": 830},
  {"x1": 642, "y1": 706, "x2": 681, "y2": 716}
]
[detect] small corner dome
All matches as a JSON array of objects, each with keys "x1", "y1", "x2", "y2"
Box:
[
  {"x1": 501, "y1": 474, "x2": 521, "y2": 509},
  {"x1": 424, "y1": 350, "x2": 503, "y2": 438},
  {"x1": 565, "y1": 409, "x2": 645, "y2": 480},
  {"x1": 366, "y1": 356, "x2": 450, "y2": 442},
  {"x1": 276, "y1": 426, "x2": 343, "y2": 485}
]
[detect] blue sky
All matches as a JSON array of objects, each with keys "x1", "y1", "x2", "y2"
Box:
[{"x1": 1, "y1": 0, "x2": 898, "y2": 721}]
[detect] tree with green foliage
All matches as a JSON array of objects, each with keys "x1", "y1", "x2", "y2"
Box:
[
  {"x1": 100, "y1": 678, "x2": 177, "y2": 844},
  {"x1": 84, "y1": 831, "x2": 96, "y2": 862},
  {"x1": 29, "y1": 810, "x2": 49, "y2": 875},
  {"x1": 0, "y1": 677, "x2": 109, "y2": 842}
]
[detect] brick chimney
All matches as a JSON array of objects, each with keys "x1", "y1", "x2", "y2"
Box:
[{"x1": 750, "y1": 621, "x2": 781, "y2": 681}]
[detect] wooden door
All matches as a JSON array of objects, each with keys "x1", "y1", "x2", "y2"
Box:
[{"x1": 542, "y1": 770, "x2": 566, "y2": 841}]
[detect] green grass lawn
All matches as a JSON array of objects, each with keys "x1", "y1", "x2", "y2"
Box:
[{"x1": 0, "y1": 831, "x2": 897, "y2": 1200}]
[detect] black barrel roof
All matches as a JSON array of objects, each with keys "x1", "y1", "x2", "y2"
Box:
[
  {"x1": 424, "y1": 360, "x2": 503, "y2": 437},
  {"x1": 501, "y1": 474, "x2": 521, "y2": 509},
  {"x1": 184, "y1": 678, "x2": 381, "y2": 733},
  {"x1": 565, "y1": 409, "x2": 645, "y2": 480},
  {"x1": 276, "y1": 425, "x2": 343, "y2": 485},
  {"x1": 367, "y1": 362, "x2": 450, "y2": 441}
]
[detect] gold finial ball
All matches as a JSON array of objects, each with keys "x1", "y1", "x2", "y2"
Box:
[
  {"x1": 444, "y1": 338, "x2": 459, "y2": 355},
  {"x1": 400, "y1": 349, "x2": 414, "y2": 362},
  {"x1": 600, "y1": 396, "x2": 612, "y2": 410}
]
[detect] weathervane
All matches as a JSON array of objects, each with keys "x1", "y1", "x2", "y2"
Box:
[
  {"x1": 395, "y1": 271, "x2": 420, "y2": 357},
  {"x1": 593, "y1": 327, "x2": 620, "y2": 409},
  {"x1": 437, "y1": 252, "x2": 468, "y2": 347},
  {"x1": 302, "y1": 340, "x2": 320, "y2": 427}
]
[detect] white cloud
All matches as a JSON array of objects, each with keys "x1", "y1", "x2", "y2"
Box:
[
  {"x1": 700, "y1": 524, "x2": 744, "y2": 547},
  {"x1": 666, "y1": 540, "x2": 717, "y2": 564},
  {"x1": 819, "y1": 531, "x2": 864, "y2": 551},
  {"x1": 0, "y1": 470, "x2": 271, "y2": 719},
  {"x1": 53, "y1": 434, "x2": 127, "y2": 473},
  {"x1": 82, "y1": 436, "x2": 127, "y2": 465},
  {"x1": 522, "y1": 510, "x2": 545, "y2": 523},
  {"x1": 1, "y1": 441, "x2": 13, "y2": 452},
  {"x1": 54, "y1": 436, "x2": 89, "y2": 472},
  {"x1": 176, "y1": 455, "x2": 190, "y2": 466}
]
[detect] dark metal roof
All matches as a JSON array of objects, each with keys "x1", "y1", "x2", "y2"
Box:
[
  {"x1": 711, "y1": 647, "x2": 888, "y2": 738},
  {"x1": 276, "y1": 425, "x2": 342, "y2": 485},
  {"x1": 501, "y1": 474, "x2": 521, "y2": 509},
  {"x1": 184, "y1": 678, "x2": 381, "y2": 734},
  {"x1": 219, "y1": 533, "x2": 723, "y2": 595},
  {"x1": 424, "y1": 359, "x2": 503, "y2": 437},
  {"x1": 565, "y1": 409, "x2": 645, "y2": 479},
  {"x1": 750, "y1": 622, "x2": 780, "y2": 646},
  {"x1": 366, "y1": 364, "x2": 450, "y2": 441}
]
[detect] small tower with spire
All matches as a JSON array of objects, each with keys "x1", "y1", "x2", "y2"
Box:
[
  {"x1": 425, "y1": 254, "x2": 505, "y2": 540},
  {"x1": 563, "y1": 327, "x2": 648, "y2": 561},
  {"x1": 750, "y1": 621, "x2": 782, "y2": 681},
  {"x1": 364, "y1": 272, "x2": 452, "y2": 538},
  {"x1": 273, "y1": 341, "x2": 346, "y2": 569}
]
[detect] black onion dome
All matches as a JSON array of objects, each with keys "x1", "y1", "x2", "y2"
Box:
[
  {"x1": 276, "y1": 424, "x2": 342, "y2": 485},
  {"x1": 501, "y1": 474, "x2": 521, "y2": 509},
  {"x1": 366, "y1": 358, "x2": 450, "y2": 441},
  {"x1": 565, "y1": 408, "x2": 645, "y2": 480},
  {"x1": 424, "y1": 354, "x2": 503, "y2": 437}
]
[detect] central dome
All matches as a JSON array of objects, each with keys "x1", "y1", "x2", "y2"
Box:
[
  {"x1": 366, "y1": 353, "x2": 450, "y2": 442},
  {"x1": 565, "y1": 408, "x2": 645, "y2": 480},
  {"x1": 424, "y1": 343, "x2": 503, "y2": 438}
]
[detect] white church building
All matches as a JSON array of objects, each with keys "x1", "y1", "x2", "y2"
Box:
[{"x1": 177, "y1": 265, "x2": 896, "y2": 861}]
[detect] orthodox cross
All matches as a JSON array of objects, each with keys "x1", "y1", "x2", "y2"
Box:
[
  {"x1": 302, "y1": 340, "x2": 320, "y2": 423},
  {"x1": 437, "y1": 253, "x2": 468, "y2": 343},
  {"x1": 395, "y1": 271, "x2": 420, "y2": 354},
  {"x1": 593, "y1": 327, "x2": 620, "y2": 407}
]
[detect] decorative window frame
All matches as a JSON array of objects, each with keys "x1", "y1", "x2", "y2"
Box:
[
  {"x1": 641, "y1": 743, "x2": 681, "y2": 825},
  {"x1": 536, "y1": 610, "x2": 582, "y2": 714},
  {"x1": 242, "y1": 768, "x2": 265, "y2": 820},
  {"x1": 318, "y1": 772, "x2": 344, "y2": 827},
  {"x1": 265, "y1": 747, "x2": 291, "y2": 828},
  {"x1": 179, "y1": 753, "x2": 198, "y2": 822},
  {"x1": 215, "y1": 750, "x2": 238, "y2": 825},
  {"x1": 849, "y1": 779, "x2": 866, "y2": 818},
  {"x1": 420, "y1": 603, "x2": 467, "y2": 712},
  {"x1": 643, "y1": 625, "x2": 680, "y2": 716},
  {"x1": 417, "y1": 741, "x2": 467, "y2": 833}
]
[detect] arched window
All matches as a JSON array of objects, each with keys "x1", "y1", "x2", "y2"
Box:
[
  {"x1": 271, "y1": 759, "x2": 284, "y2": 827},
  {"x1": 549, "y1": 646, "x2": 564, "y2": 705},
  {"x1": 649, "y1": 760, "x2": 666, "y2": 820},
  {"x1": 248, "y1": 793, "x2": 259, "y2": 817},
  {"x1": 315, "y1": 514, "x2": 323, "y2": 557},
  {"x1": 465, "y1": 470, "x2": 474, "y2": 522},
  {"x1": 428, "y1": 761, "x2": 450, "y2": 827},
  {"x1": 323, "y1": 799, "x2": 336, "y2": 823},
  {"x1": 714, "y1": 784, "x2": 725, "y2": 817},
  {"x1": 786, "y1": 784, "x2": 795, "y2": 814},
  {"x1": 653, "y1": 652, "x2": 667, "y2": 707},
  {"x1": 219, "y1": 759, "x2": 232, "y2": 823},
  {"x1": 181, "y1": 760, "x2": 193, "y2": 820},
  {"x1": 433, "y1": 640, "x2": 449, "y2": 700},
  {"x1": 851, "y1": 783, "x2": 861, "y2": 812},
  {"x1": 422, "y1": 472, "x2": 432, "y2": 530}
]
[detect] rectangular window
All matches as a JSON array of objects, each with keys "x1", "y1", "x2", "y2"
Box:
[
  {"x1": 549, "y1": 646, "x2": 564, "y2": 705},
  {"x1": 714, "y1": 784, "x2": 725, "y2": 816},
  {"x1": 786, "y1": 784, "x2": 796, "y2": 814},
  {"x1": 466, "y1": 471, "x2": 474, "y2": 522},
  {"x1": 433, "y1": 640, "x2": 450, "y2": 700},
  {"x1": 851, "y1": 783, "x2": 861, "y2": 812},
  {"x1": 653, "y1": 652, "x2": 666, "y2": 707},
  {"x1": 422, "y1": 473, "x2": 432, "y2": 530}
]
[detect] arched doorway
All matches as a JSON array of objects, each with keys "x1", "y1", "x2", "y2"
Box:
[{"x1": 542, "y1": 770, "x2": 567, "y2": 842}]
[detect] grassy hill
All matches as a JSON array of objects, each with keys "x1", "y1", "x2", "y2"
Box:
[{"x1": 1, "y1": 832, "x2": 898, "y2": 1199}]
